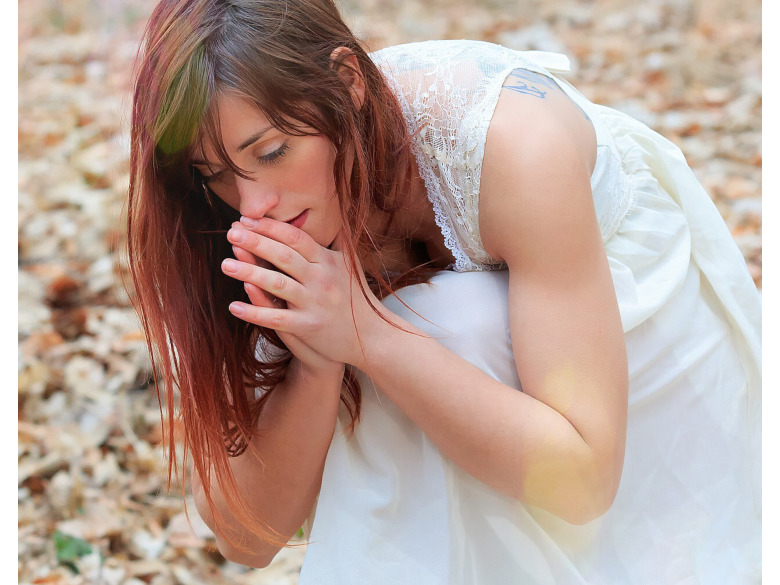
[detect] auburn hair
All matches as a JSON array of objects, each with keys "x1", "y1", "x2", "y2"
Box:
[{"x1": 127, "y1": 0, "x2": 417, "y2": 547}]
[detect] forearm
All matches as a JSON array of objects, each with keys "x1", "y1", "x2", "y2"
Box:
[
  {"x1": 216, "y1": 215, "x2": 624, "y2": 525},
  {"x1": 359, "y1": 313, "x2": 621, "y2": 524},
  {"x1": 196, "y1": 358, "x2": 344, "y2": 566}
]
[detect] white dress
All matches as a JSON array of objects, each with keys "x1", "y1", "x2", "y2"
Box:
[{"x1": 298, "y1": 41, "x2": 761, "y2": 584}]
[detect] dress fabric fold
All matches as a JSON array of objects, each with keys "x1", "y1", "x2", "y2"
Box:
[{"x1": 297, "y1": 40, "x2": 761, "y2": 584}]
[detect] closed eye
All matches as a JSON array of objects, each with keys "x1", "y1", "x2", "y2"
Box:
[
  {"x1": 196, "y1": 142, "x2": 289, "y2": 184},
  {"x1": 258, "y1": 143, "x2": 290, "y2": 165},
  {"x1": 201, "y1": 168, "x2": 227, "y2": 185}
]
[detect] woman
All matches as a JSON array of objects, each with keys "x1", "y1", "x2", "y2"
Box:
[{"x1": 127, "y1": 0, "x2": 761, "y2": 582}]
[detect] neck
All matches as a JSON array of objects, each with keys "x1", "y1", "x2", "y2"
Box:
[
  {"x1": 380, "y1": 157, "x2": 433, "y2": 239},
  {"x1": 363, "y1": 158, "x2": 453, "y2": 273}
]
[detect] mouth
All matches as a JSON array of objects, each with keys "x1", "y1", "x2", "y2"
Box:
[{"x1": 286, "y1": 209, "x2": 309, "y2": 229}]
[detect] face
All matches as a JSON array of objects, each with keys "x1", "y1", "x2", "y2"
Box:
[{"x1": 193, "y1": 93, "x2": 343, "y2": 248}]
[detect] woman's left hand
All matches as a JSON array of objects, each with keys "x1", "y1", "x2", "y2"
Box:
[{"x1": 222, "y1": 216, "x2": 387, "y2": 368}]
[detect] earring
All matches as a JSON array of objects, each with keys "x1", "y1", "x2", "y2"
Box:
[{"x1": 201, "y1": 179, "x2": 215, "y2": 207}]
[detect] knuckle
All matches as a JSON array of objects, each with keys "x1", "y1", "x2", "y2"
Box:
[
  {"x1": 250, "y1": 238, "x2": 263, "y2": 256},
  {"x1": 320, "y1": 275, "x2": 336, "y2": 293},
  {"x1": 273, "y1": 273, "x2": 286, "y2": 291},
  {"x1": 279, "y1": 246, "x2": 294, "y2": 265},
  {"x1": 289, "y1": 227, "x2": 304, "y2": 246},
  {"x1": 324, "y1": 253, "x2": 340, "y2": 269},
  {"x1": 270, "y1": 311, "x2": 285, "y2": 329},
  {"x1": 265, "y1": 222, "x2": 280, "y2": 240}
]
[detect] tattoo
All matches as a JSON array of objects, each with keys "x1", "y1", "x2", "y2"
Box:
[
  {"x1": 502, "y1": 69, "x2": 557, "y2": 99},
  {"x1": 502, "y1": 68, "x2": 591, "y2": 122}
]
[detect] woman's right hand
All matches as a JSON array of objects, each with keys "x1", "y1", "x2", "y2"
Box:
[
  {"x1": 229, "y1": 223, "x2": 344, "y2": 376},
  {"x1": 223, "y1": 216, "x2": 395, "y2": 370}
]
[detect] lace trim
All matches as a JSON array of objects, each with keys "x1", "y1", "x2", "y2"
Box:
[
  {"x1": 372, "y1": 41, "x2": 633, "y2": 271},
  {"x1": 596, "y1": 145, "x2": 634, "y2": 242},
  {"x1": 401, "y1": 94, "x2": 473, "y2": 271},
  {"x1": 377, "y1": 50, "x2": 483, "y2": 272},
  {"x1": 374, "y1": 41, "x2": 547, "y2": 272}
]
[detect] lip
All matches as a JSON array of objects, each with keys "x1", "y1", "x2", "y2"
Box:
[{"x1": 286, "y1": 209, "x2": 309, "y2": 229}]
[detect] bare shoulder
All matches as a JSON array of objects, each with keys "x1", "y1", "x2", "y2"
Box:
[{"x1": 478, "y1": 69, "x2": 599, "y2": 263}]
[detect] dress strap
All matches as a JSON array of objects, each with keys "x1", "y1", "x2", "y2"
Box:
[{"x1": 516, "y1": 50, "x2": 571, "y2": 74}]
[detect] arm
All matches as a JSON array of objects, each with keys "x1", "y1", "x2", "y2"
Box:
[
  {"x1": 480, "y1": 85, "x2": 628, "y2": 517},
  {"x1": 195, "y1": 230, "x2": 345, "y2": 568},
  {"x1": 223, "y1": 89, "x2": 627, "y2": 522},
  {"x1": 353, "y1": 91, "x2": 627, "y2": 522},
  {"x1": 192, "y1": 356, "x2": 343, "y2": 568}
]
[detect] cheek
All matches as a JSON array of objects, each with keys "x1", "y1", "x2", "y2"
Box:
[{"x1": 297, "y1": 138, "x2": 337, "y2": 193}]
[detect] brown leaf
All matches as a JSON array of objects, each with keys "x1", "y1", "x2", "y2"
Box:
[
  {"x1": 51, "y1": 308, "x2": 89, "y2": 340},
  {"x1": 45, "y1": 275, "x2": 83, "y2": 309}
]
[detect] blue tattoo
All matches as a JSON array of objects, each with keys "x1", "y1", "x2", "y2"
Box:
[
  {"x1": 502, "y1": 68, "x2": 591, "y2": 121},
  {"x1": 502, "y1": 69, "x2": 557, "y2": 99}
]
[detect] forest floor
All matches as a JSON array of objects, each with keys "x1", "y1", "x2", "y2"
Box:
[{"x1": 18, "y1": 0, "x2": 761, "y2": 583}]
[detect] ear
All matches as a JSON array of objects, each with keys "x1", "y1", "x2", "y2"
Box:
[{"x1": 330, "y1": 46, "x2": 366, "y2": 110}]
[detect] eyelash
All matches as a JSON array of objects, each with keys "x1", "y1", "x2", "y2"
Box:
[
  {"x1": 258, "y1": 143, "x2": 290, "y2": 165},
  {"x1": 201, "y1": 170, "x2": 224, "y2": 186}
]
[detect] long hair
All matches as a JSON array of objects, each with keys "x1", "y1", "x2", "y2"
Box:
[{"x1": 127, "y1": 0, "x2": 415, "y2": 547}]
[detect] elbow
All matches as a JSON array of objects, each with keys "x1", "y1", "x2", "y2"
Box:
[
  {"x1": 561, "y1": 454, "x2": 623, "y2": 525},
  {"x1": 559, "y1": 485, "x2": 617, "y2": 525},
  {"x1": 214, "y1": 534, "x2": 282, "y2": 569},
  {"x1": 192, "y1": 484, "x2": 284, "y2": 568},
  {"x1": 226, "y1": 549, "x2": 279, "y2": 570},
  {"x1": 534, "y1": 448, "x2": 623, "y2": 526}
]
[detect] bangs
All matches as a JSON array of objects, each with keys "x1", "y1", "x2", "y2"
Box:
[
  {"x1": 155, "y1": 43, "x2": 210, "y2": 159},
  {"x1": 153, "y1": 7, "x2": 344, "y2": 180}
]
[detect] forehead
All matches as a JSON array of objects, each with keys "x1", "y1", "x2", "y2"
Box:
[
  {"x1": 216, "y1": 93, "x2": 272, "y2": 142},
  {"x1": 192, "y1": 93, "x2": 273, "y2": 164}
]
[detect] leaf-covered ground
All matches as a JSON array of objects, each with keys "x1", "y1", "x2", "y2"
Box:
[{"x1": 18, "y1": 0, "x2": 761, "y2": 583}]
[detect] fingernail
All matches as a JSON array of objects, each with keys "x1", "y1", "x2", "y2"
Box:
[
  {"x1": 229, "y1": 302, "x2": 245, "y2": 316},
  {"x1": 240, "y1": 216, "x2": 258, "y2": 229},
  {"x1": 222, "y1": 259, "x2": 239, "y2": 273},
  {"x1": 227, "y1": 227, "x2": 245, "y2": 243}
]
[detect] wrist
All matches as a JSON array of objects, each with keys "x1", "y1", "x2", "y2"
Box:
[
  {"x1": 289, "y1": 356, "x2": 345, "y2": 394},
  {"x1": 353, "y1": 304, "x2": 418, "y2": 373}
]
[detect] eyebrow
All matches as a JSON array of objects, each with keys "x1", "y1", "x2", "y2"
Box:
[{"x1": 237, "y1": 126, "x2": 273, "y2": 152}]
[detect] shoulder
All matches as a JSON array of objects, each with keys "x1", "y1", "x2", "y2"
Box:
[
  {"x1": 478, "y1": 76, "x2": 598, "y2": 264},
  {"x1": 370, "y1": 40, "x2": 521, "y2": 95},
  {"x1": 484, "y1": 71, "x2": 596, "y2": 173}
]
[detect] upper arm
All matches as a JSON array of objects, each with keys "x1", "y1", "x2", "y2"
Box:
[{"x1": 479, "y1": 84, "x2": 628, "y2": 481}]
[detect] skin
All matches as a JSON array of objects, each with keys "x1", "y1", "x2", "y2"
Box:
[{"x1": 192, "y1": 51, "x2": 628, "y2": 565}]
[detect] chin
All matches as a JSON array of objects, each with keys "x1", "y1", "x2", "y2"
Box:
[{"x1": 315, "y1": 225, "x2": 341, "y2": 250}]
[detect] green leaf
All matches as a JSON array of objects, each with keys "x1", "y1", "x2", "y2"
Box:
[{"x1": 53, "y1": 531, "x2": 93, "y2": 574}]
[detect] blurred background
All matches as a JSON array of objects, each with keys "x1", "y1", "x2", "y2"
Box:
[{"x1": 18, "y1": 0, "x2": 761, "y2": 583}]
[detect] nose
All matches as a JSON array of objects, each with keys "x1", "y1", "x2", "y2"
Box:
[{"x1": 235, "y1": 175, "x2": 280, "y2": 219}]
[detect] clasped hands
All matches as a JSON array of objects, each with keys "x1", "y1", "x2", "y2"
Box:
[{"x1": 223, "y1": 216, "x2": 389, "y2": 372}]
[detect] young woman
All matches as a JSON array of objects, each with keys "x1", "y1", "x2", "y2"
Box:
[{"x1": 128, "y1": 0, "x2": 761, "y2": 582}]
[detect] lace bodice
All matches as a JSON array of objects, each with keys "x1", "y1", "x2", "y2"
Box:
[{"x1": 370, "y1": 40, "x2": 632, "y2": 271}]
